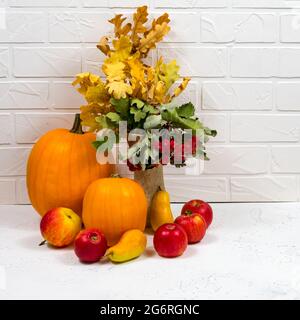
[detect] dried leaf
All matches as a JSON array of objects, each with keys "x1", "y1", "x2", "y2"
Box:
[
  {"x1": 72, "y1": 73, "x2": 102, "y2": 95},
  {"x1": 155, "y1": 13, "x2": 170, "y2": 26},
  {"x1": 131, "y1": 5, "x2": 148, "y2": 46},
  {"x1": 172, "y1": 77, "x2": 191, "y2": 98},
  {"x1": 80, "y1": 103, "x2": 105, "y2": 132},
  {"x1": 139, "y1": 22, "x2": 170, "y2": 56},
  {"x1": 97, "y1": 36, "x2": 110, "y2": 56},
  {"x1": 85, "y1": 83, "x2": 109, "y2": 104},
  {"x1": 128, "y1": 57, "x2": 144, "y2": 80},
  {"x1": 111, "y1": 35, "x2": 132, "y2": 61},
  {"x1": 109, "y1": 14, "x2": 132, "y2": 38},
  {"x1": 154, "y1": 81, "x2": 167, "y2": 104}
]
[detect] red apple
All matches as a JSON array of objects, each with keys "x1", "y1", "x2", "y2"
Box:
[
  {"x1": 74, "y1": 228, "x2": 107, "y2": 263},
  {"x1": 181, "y1": 200, "x2": 213, "y2": 227},
  {"x1": 153, "y1": 223, "x2": 188, "y2": 258},
  {"x1": 40, "y1": 207, "x2": 81, "y2": 248},
  {"x1": 175, "y1": 213, "x2": 206, "y2": 244}
]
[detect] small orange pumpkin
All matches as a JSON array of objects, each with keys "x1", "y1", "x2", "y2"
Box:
[
  {"x1": 27, "y1": 114, "x2": 114, "y2": 216},
  {"x1": 82, "y1": 177, "x2": 147, "y2": 246}
]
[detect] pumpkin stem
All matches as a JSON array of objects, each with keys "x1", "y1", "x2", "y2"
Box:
[
  {"x1": 110, "y1": 173, "x2": 121, "y2": 178},
  {"x1": 70, "y1": 114, "x2": 84, "y2": 134}
]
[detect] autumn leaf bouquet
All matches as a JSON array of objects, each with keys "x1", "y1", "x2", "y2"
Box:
[{"x1": 72, "y1": 6, "x2": 216, "y2": 177}]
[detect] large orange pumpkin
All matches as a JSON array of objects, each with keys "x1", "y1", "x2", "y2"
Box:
[
  {"x1": 26, "y1": 114, "x2": 114, "y2": 216},
  {"x1": 82, "y1": 177, "x2": 147, "y2": 246}
]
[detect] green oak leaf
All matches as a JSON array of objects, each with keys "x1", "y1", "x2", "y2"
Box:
[
  {"x1": 161, "y1": 108, "x2": 201, "y2": 131},
  {"x1": 130, "y1": 107, "x2": 147, "y2": 122},
  {"x1": 204, "y1": 127, "x2": 217, "y2": 137},
  {"x1": 131, "y1": 98, "x2": 145, "y2": 109},
  {"x1": 106, "y1": 112, "x2": 121, "y2": 123},
  {"x1": 143, "y1": 115, "x2": 162, "y2": 130},
  {"x1": 95, "y1": 115, "x2": 116, "y2": 129},
  {"x1": 176, "y1": 102, "x2": 195, "y2": 118},
  {"x1": 143, "y1": 104, "x2": 159, "y2": 115},
  {"x1": 110, "y1": 97, "x2": 130, "y2": 118}
]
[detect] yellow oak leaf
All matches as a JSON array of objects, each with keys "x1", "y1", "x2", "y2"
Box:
[
  {"x1": 106, "y1": 81, "x2": 133, "y2": 99},
  {"x1": 154, "y1": 81, "x2": 167, "y2": 104},
  {"x1": 127, "y1": 57, "x2": 145, "y2": 82},
  {"x1": 158, "y1": 59, "x2": 180, "y2": 90},
  {"x1": 131, "y1": 5, "x2": 148, "y2": 46},
  {"x1": 72, "y1": 72, "x2": 102, "y2": 95},
  {"x1": 147, "y1": 13, "x2": 171, "y2": 38},
  {"x1": 102, "y1": 61, "x2": 126, "y2": 82},
  {"x1": 80, "y1": 103, "x2": 108, "y2": 132},
  {"x1": 111, "y1": 35, "x2": 132, "y2": 61},
  {"x1": 85, "y1": 83, "x2": 110, "y2": 105},
  {"x1": 109, "y1": 14, "x2": 132, "y2": 38},
  {"x1": 139, "y1": 22, "x2": 170, "y2": 56},
  {"x1": 172, "y1": 77, "x2": 191, "y2": 98},
  {"x1": 97, "y1": 36, "x2": 111, "y2": 56},
  {"x1": 147, "y1": 84, "x2": 155, "y2": 101},
  {"x1": 156, "y1": 13, "x2": 170, "y2": 26}
]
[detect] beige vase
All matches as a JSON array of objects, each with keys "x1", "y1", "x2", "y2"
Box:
[{"x1": 134, "y1": 165, "x2": 165, "y2": 226}]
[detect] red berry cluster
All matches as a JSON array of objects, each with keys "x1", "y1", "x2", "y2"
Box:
[{"x1": 127, "y1": 134, "x2": 199, "y2": 172}]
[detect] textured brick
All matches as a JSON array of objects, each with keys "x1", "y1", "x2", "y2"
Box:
[
  {"x1": 200, "y1": 113, "x2": 227, "y2": 142},
  {"x1": 231, "y1": 114, "x2": 300, "y2": 142},
  {"x1": 165, "y1": 176, "x2": 228, "y2": 202},
  {"x1": 231, "y1": 48, "x2": 278, "y2": 78},
  {"x1": 9, "y1": 0, "x2": 79, "y2": 7},
  {"x1": 16, "y1": 177, "x2": 30, "y2": 204},
  {"x1": 278, "y1": 48, "x2": 300, "y2": 77},
  {"x1": 0, "y1": 113, "x2": 12, "y2": 144},
  {"x1": 232, "y1": 48, "x2": 300, "y2": 78},
  {"x1": 109, "y1": 0, "x2": 150, "y2": 7},
  {"x1": 280, "y1": 14, "x2": 300, "y2": 43},
  {"x1": 203, "y1": 146, "x2": 269, "y2": 174},
  {"x1": 272, "y1": 146, "x2": 300, "y2": 173},
  {"x1": 0, "y1": 47, "x2": 9, "y2": 77},
  {"x1": 202, "y1": 13, "x2": 276, "y2": 43},
  {"x1": 277, "y1": 82, "x2": 300, "y2": 110},
  {"x1": 232, "y1": 0, "x2": 294, "y2": 8},
  {"x1": 13, "y1": 47, "x2": 81, "y2": 77},
  {"x1": 155, "y1": 0, "x2": 228, "y2": 8},
  {"x1": 231, "y1": 176, "x2": 298, "y2": 202},
  {"x1": 82, "y1": 47, "x2": 105, "y2": 75},
  {"x1": 203, "y1": 82, "x2": 273, "y2": 110},
  {"x1": 157, "y1": 47, "x2": 227, "y2": 77},
  {"x1": 0, "y1": 82, "x2": 50, "y2": 109},
  {"x1": 160, "y1": 13, "x2": 200, "y2": 43},
  {"x1": 15, "y1": 113, "x2": 75, "y2": 143},
  {"x1": 0, "y1": 179, "x2": 16, "y2": 204},
  {"x1": 0, "y1": 147, "x2": 31, "y2": 176},
  {"x1": 0, "y1": 12, "x2": 47, "y2": 43},
  {"x1": 53, "y1": 81, "x2": 85, "y2": 109},
  {"x1": 49, "y1": 12, "x2": 113, "y2": 43}
]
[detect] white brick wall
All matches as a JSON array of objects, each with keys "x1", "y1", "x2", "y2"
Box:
[{"x1": 1, "y1": 0, "x2": 300, "y2": 204}]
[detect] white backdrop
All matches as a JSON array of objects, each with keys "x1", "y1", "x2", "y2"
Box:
[{"x1": 0, "y1": 0, "x2": 300, "y2": 204}]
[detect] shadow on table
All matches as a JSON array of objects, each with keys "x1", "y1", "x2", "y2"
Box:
[{"x1": 17, "y1": 235, "x2": 74, "y2": 252}]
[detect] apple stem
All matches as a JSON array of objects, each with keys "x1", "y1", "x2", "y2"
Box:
[
  {"x1": 39, "y1": 240, "x2": 47, "y2": 246},
  {"x1": 185, "y1": 210, "x2": 193, "y2": 216}
]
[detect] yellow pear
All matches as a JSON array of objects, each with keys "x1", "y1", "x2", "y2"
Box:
[
  {"x1": 150, "y1": 189, "x2": 174, "y2": 231},
  {"x1": 105, "y1": 229, "x2": 147, "y2": 263}
]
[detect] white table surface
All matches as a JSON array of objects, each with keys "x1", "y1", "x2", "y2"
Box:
[{"x1": 0, "y1": 203, "x2": 300, "y2": 300}]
